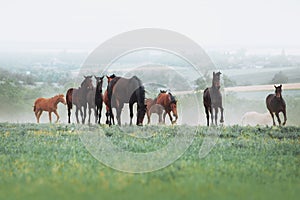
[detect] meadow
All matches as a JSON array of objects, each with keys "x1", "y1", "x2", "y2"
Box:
[{"x1": 0, "y1": 123, "x2": 299, "y2": 200}]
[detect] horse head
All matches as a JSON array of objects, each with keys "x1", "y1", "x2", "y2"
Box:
[
  {"x1": 274, "y1": 84, "x2": 282, "y2": 98},
  {"x1": 169, "y1": 93, "x2": 178, "y2": 124},
  {"x1": 106, "y1": 74, "x2": 116, "y2": 83},
  {"x1": 57, "y1": 94, "x2": 66, "y2": 105},
  {"x1": 82, "y1": 76, "x2": 93, "y2": 90},
  {"x1": 212, "y1": 71, "x2": 222, "y2": 89},
  {"x1": 95, "y1": 75, "x2": 104, "y2": 89},
  {"x1": 137, "y1": 103, "x2": 147, "y2": 126}
]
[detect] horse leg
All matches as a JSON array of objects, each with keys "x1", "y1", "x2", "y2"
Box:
[
  {"x1": 67, "y1": 107, "x2": 71, "y2": 124},
  {"x1": 215, "y1": 107, "x2": 219, "y2": 126},
  {"x1": 163, "y1": 111, "x2": 167, "y2": 124},
  {"x1": 82, "y1": 105, "x2": 87, "y2": 124},
  {"x1": 37, "y1": 110, "x2": 43, "y2": 123},
  {"x1": 35, "y1": 110, "x2": 39, "y2": 123},
  {"x1": 116, "y1": 107, "x2": 122, "y2": 126},
  {"x1": 275, "y1": 112, "x2": 281, "y2": 126},
  {"x1": 269, "y1": 111, "x2": 275, "y2": 126},
  {"x1": 48, "y1": 112, "x2": 52, "y2": 123},
  {"x1": 98, "y1": 104, "x2": 103, "y2": 124},
  {"x1": 88, "y1": 106, "x2": 91, "y2": 124},
  {"x1": 282, "y1": 110, "x2": 287, "y2": 126},
  {"x1": 75, "y1": 107, "x2": 80, "y2": 124},
  {"x1": 205, "y1": 106, "x2": 209, "y2": 126},
  {"x1": 210, "y1": 107, "x2": 214, "y2": 126},
  {"x1": 147, "y1": 110, "x2": 151, "y2": 124},
  {"x1": 129, "y1": 103, "x2": 134, "y2": 126},
  {"x1": 167, "y1": 111, "x2": 173, "y2": 124},
  {"x1": 220, "y1": 107, "x2": 224, "y2": 123},
  {"x1": 54, "y1": 110, "x2": 60, "y2": 123}
]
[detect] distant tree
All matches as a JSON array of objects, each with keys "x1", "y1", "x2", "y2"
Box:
[
  {"x1": 194, "y1": 76, "x2": 207, "y2": 91},
  {"x1": 270, "y1": 71, "x2": 288, "y2": 84}
]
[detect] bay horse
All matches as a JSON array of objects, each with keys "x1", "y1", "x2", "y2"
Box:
[
  {"x1": 104, "y1": 74, "x2": 116, "y2": 125},
  {"x1": 203, "y1": 71, "x2": 224, "y2": 126},
  {"x1": 156, "y1": 90, "x2": 178, "y2": 124},
  {"x1": 66, "y1": 76, "x2": 93, "y2": 124},
  {"x1": 145, "y1": 98, "x2": 164, "y2": 124},
  {"x1": 33, "y1": 94, "x2": 66, "y2": 123},
  {"x1": 107, "y1": 75, "x2": 146, "y2": 126},
  {"x1": 266, "y1": 85, "x2": 287, "y2": 126}
]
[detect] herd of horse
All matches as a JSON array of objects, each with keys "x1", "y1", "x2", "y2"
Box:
[{"x1": 33, "y1": 72, "x2": 287, "y2": 127}]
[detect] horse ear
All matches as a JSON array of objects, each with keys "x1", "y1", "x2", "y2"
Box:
[
  {"x1": 274, "y1": 85, "x2": 276, "y2": 88},
  {"x1": 213, "y1": 72, "x2": 215, "y2": 76},
  {"x1": 101, "y1": 76, "x2": 104, "y2": 79},
  {"x1": 280, "y1": 84, "x2": 282, "y2": 88},
  {"x1": 84, "y1": 75, "x2": 87, "y2": 78}
]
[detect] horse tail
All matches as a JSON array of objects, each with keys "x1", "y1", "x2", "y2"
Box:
[
  {"x1": 66, "y1": 88, "x2": 73, "y2": 109},
  {"x1": 33, "y1": 105, "x2": 36, "y2": 112}
]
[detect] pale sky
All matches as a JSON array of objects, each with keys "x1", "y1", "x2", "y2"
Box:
[{"x1": 0, "y1": 0, "x2": 299, "y2": 48}]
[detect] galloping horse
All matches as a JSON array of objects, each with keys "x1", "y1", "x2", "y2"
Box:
[
  {"x1": 145, "y1": 98, "x2": 164, "y2": 124},
  {"x1": 156, "y1": 90, "x2": 178, "y2": 124},
  {"x1": 33, "y1": 94, "x2": 66, "y2": 123},
  {"x1": 94, "y1": 76, "x2": 104, "y2": 124},
  {"x1": 66, "y1": 76, "x2": 93, "y2": 124},
  {"x1": 107, "y1": 75, "x2": 146, "y2": 126},
  {"x1": 203, "y1": 72, "x2": 224, "y2": 126},
  {"x1": 266, "y1": 85, "x2": 287, "y2": 126}
]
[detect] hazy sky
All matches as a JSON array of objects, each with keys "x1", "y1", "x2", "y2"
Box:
[{"x1": 0, "y1": 0, "x2": 299, "y2": 48}]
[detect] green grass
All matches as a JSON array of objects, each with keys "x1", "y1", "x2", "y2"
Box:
[{"x1": 0, "y1": 123, "x2": 299, "y2": 200}]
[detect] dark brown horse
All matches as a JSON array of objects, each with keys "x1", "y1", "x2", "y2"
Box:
[
  {"x1": 95, "y1": 76, "x2": 104, "y2": 124},
  {"x1": 104, "y1": 74, "x2": 116, "y2": 125},
  {"x1": 203, "y1": 72, "x2": 224, "y2": 126},
  {"x1": 145, "y1": 98, "x2": 164, "y2": 124},
  {"x1": 86, "y1": 76, "x2": 104, "y2": 124},
  {"x1": 156, "y1": 91, "x2": 178, "y2": 124},
  {"x1": 266, "y1": 84, "x2": 287, "y2": 126},
  {"x1": 107, "y1": 75, "x2": 146, "y2": 126},
  {"x1": 33, "y1": 94, "x2": 66, "y2": 123},
  {"x1": 66, "y1": 76, "x2": 93, "y2": 124}
]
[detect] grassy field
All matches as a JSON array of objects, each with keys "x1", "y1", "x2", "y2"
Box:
[{"x1": 0, "y1": 123, "x2": 299, "y2": 200}]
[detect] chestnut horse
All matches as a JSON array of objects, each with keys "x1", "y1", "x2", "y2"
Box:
[
  {"x1": 266, "y1": 85, "x2": 287, "y2": 126},
  {"x1": 107, "y1": 75, "x2": 146, "y2": 126},
  {"x1": 203, "y1": 72, "x2": 224, "y2": 126},
  {"x1": 66, "y1": 76, "x2": 93, "y2": 124},
  {"x1": 156, "y1": 90, "x2": 178, "y2": 124},
  {"x1": 33, "y1": 94, "x2": 66, "y2": 123},
  {"x1": 145, "y1": 98, "x2": 164, "y2": 124}
]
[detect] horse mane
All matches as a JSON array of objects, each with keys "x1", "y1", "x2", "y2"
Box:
[{"x1": 168, "y1": 92, "x2": 176, "y2": 104}]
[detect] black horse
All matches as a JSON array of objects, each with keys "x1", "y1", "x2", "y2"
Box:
[
  {"x1": 95, "y1": 76, "x2": 104, "y2": 124},
  {"x1": 107, "y1": 75, "x2": 146, "y2": 126},
  {"x1": 266, "y1": 85, "x2": 287, "y2": 126},
  {"x1": 203, "y1": 72, "x2": 224, "y2": 126}
]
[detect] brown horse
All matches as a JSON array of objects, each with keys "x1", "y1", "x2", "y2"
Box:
[
  {"x1": 33, "y1": 94, "x2": 66, "y2": 123},
  {"x1": 203, "y1": 72, "x2": 224, "y2": 126},
  {"x1": 107, "y1": 75, "x2": 146, "y2": 126},
  {"x1": 156, "y1": 90, "x2": 178, "y2": 124},
  {"x1": 66, "y1": 76, "x2": 93, "y2": 124},
  {"x1": 145, "y1": 98, "x2": 164, "y2": 124},
  {"x1": 266, "y1": 84, "x2": 287, "y2": 126}
]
